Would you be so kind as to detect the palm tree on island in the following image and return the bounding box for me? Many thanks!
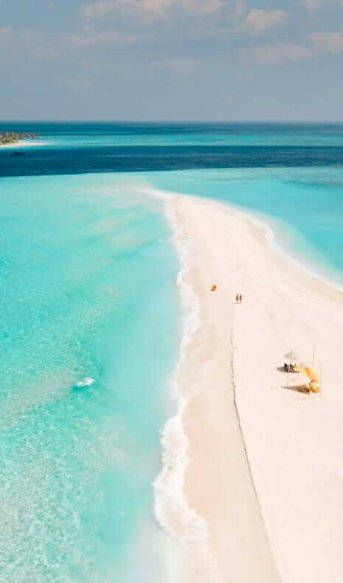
[0,130,39,146]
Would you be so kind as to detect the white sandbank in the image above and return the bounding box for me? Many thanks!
[161,193,343,583]
[0,140,48,149]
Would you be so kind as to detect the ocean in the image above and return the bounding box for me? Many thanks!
[0,123,343,581]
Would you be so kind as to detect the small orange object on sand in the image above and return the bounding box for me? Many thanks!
[211,285,217,292]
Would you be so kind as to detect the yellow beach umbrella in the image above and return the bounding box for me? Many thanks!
[302,367,319,383]
[300,366,321,393]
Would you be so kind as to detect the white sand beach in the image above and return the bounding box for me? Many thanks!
[164,193,343,583]
[0,140,47,148]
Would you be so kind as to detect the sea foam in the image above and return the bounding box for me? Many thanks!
[140,185,224,583]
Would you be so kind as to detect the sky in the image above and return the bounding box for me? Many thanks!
[0,0,343,121]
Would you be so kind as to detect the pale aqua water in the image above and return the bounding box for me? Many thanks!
[1,124,343,582]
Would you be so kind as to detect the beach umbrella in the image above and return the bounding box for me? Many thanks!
[300,366,320,393]
[284,351,297,362]
[302,367,319,383]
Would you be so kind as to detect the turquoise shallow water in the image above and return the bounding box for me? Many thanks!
[0,174,180,582]
[1,123,343,582]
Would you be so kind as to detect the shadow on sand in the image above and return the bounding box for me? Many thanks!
[276,366,301,374]
[282,384,311,394]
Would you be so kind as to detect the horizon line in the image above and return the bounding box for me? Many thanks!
[1,119,343,124]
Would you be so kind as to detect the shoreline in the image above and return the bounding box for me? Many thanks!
[156,191,343,582]
[0,140,47,149]
[233,204,343,294]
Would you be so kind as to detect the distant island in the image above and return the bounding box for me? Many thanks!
[0,131,39,146]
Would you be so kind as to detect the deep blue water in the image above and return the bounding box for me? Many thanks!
[1,122,343,176]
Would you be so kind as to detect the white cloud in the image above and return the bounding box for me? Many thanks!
[82,0,242,20]
[30,46,61,60]
[308,31,343,53]
[63,28,140,48]
[152,56,197,70]
[242,9,288,34]
[178,0,224,14]
[246,30,343,65]
[300,0,343,10]
[248,41,310,64]
[0,27,11,42]
[82,0,122,21]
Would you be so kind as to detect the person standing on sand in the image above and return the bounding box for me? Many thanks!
[239,293,243,303]
[235,293,239,303]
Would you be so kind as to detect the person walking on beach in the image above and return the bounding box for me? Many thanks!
[239,293,243,303]
[235,293,239,303]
